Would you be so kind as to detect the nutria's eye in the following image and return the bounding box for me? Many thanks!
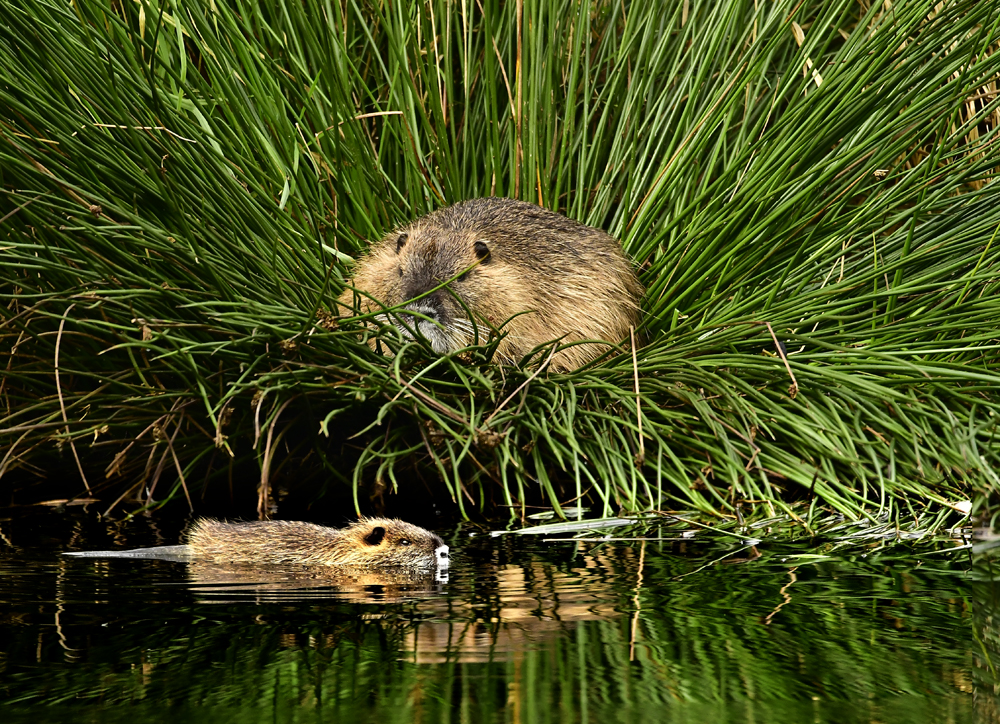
[395,234,408,253]
[364,526,387,546]
[399,538,412,546]
[473,240,491,261]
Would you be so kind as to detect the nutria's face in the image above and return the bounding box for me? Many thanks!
[345,518,450,569]
[377,226,497,354]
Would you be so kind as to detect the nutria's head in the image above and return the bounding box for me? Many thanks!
[339,198,644,371]
[334,517,449,569]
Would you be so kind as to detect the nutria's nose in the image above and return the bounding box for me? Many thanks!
[403,302,441,324]
[435,543,450,567]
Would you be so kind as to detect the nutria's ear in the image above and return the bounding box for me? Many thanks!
[473,240,491,261]
[395,234,408,253]
[364,526,387,545]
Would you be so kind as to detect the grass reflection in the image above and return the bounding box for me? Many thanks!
[0,512,986,722]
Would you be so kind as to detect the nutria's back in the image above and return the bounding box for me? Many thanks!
[187,518,448,568]
[339,198,644,371]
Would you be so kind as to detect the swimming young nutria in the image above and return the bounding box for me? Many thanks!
[64,518,450,569]
[338,198,644,372]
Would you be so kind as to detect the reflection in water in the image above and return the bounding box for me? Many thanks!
[0,509,991,723]
[186,560,449,603]
[972,529,1000,723]
[408,549,629,663]
[186,543,627,662]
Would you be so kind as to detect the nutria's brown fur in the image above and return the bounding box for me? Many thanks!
[186,518,449,568]
[338,198,644,372]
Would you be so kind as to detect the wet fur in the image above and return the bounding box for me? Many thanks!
[338,198,644,372]
[186,518,448,568]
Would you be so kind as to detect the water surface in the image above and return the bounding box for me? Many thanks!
[0,508,993,722]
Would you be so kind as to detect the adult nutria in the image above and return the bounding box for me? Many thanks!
[64,518,450,569]
[338,198,644,372]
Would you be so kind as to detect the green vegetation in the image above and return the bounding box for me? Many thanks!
[1,0,998,525]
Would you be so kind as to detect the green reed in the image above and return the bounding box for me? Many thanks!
[1,0,999,524]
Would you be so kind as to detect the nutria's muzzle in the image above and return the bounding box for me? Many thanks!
[400,301,462,354]
[435,542,450,567]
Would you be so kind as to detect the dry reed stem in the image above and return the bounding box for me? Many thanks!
[484,345,558,427]
[764,322,800,399]
[258,398,293,519]
[54,304,90,493]
[630,326,644,466]
[166,428,194,513]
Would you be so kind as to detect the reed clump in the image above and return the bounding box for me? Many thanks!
[1,0,999,527]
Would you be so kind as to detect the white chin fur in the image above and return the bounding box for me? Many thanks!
[417,320,457,353]
[382,304,473,354]
[386,318,460,353]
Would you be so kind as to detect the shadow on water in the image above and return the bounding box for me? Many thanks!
[0,508,994,723]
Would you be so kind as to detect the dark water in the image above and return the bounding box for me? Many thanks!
[0,508,995,723]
